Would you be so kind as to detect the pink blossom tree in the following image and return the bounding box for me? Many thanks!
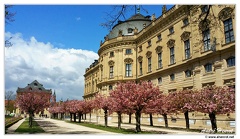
[94,94,112,127]
[119,81,161,132]
[15,92,51,127]
[109,82,135,129]
[154,94,175,128]
[143,91,163,126]
[169,89,195,129]
[194,85,235,132]
[65,100,79,122]
[82,100,94,122]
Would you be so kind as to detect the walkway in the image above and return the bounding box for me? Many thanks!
[35,118,118,134]
[5,118,118,134]
[6,117,204,135]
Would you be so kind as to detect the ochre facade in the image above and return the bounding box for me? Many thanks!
[83,5,235,130]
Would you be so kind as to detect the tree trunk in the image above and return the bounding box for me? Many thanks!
[29,112,33,128]
[162,114,168,128]
[104,109,108,127]
[70,113,72,122]
[117,112,121,129]
[129,113,132,124]
[209,112,217,132]
[89,113,91,122]
[135,110,141,132]
[74,113,76,122]
[149,114,153,126]
[78,112,82,123]
[184,111,190,129]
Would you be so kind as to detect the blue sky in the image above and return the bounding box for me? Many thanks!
[5,5,173,52]
[4,4,174,101]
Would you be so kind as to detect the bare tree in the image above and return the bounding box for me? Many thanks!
[5,5,15,24]
[5,5,15,47]
[100,5,149,30]
[5,91,16,114]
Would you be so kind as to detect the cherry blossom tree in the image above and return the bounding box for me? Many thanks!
[15,92,51,127]
[109,82,135,129]
[94,94,112,127]
[194,85,235,132]
[82,100,94,122]
[65,100,79,122]
[119,81,161,132]
[154,94,175,128]
[143,90,163,126]
[169,89,195,129]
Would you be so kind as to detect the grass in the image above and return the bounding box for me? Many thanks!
[15,118,45,134]
[5,115,23,129]
[67,121,168,134]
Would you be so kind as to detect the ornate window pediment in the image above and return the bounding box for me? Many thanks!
[167,39,175,48]
[146,51,152,58]
[218,7,234,21]
[108,60,115,66]
[138,56,143,62]
[199,19,211,31]
[155,46,163,53]
[124,58,133,64]
[180,31,191,41]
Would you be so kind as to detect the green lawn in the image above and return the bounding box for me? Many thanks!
[15,118,45,134]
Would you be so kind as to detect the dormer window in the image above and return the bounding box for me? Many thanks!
[34,83,37,86]
[128,28,133,33]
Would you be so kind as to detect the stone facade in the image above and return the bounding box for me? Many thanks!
[83,5,235,129]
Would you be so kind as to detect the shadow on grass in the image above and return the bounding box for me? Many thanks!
[15,118,45,134]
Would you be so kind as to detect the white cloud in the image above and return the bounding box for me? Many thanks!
[76,17,81,21]
[4,32,99,101]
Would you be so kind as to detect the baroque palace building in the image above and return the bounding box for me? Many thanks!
[15,80,53,117]
[83,5,235,129]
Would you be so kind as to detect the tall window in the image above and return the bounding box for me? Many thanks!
[110,51,114,57]
[183,18,189,26]
[185,70,192,78]
[158,77,162,85]
[157,34,162,41]
[201,5,208,13]
[202,29,211,51]
[148,57,152,72]
[109,85,112,90]
[184,39,190,59]
[126,49,132,54]
[170,74,175,81]
[148,40,152,47]
[139,61,143,75]
[227,56,235,67]
[158,52,162,68]
[169,27,174,34]
[205,63,212,73]
[170,47,175,64]
[109,66,114,78]
[139,46,142,52]
[224,18,234,43]
[126,64,132,77]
